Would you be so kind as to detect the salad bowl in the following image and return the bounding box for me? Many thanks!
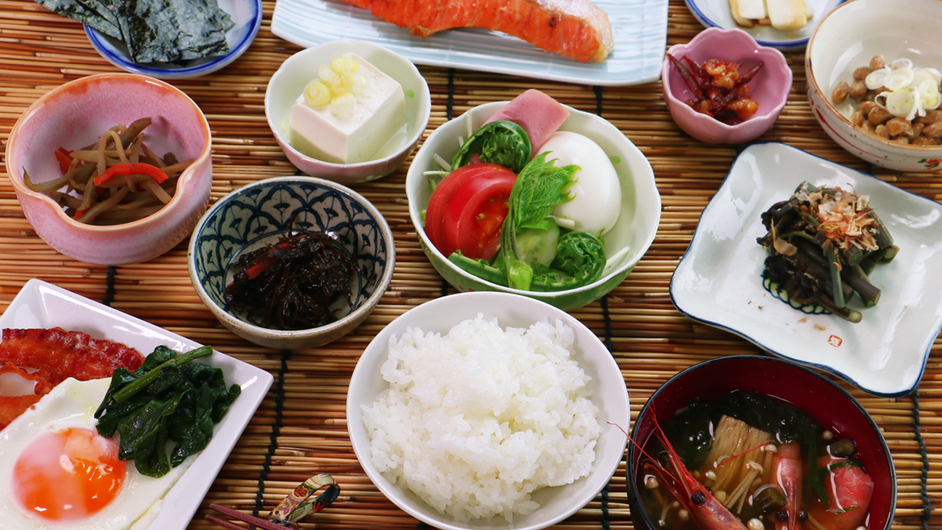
[405,101,661,311]
[670,142,942,396]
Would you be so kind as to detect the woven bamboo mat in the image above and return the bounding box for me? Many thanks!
[0,0,939,528]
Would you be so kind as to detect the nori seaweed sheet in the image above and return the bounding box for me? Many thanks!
[35,0,233,65]
[36,0,122,38]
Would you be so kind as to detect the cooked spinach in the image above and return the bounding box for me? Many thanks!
[35,0,232,65]
[95,345,241,478]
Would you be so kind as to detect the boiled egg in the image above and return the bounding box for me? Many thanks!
[0,377,194,529]
[537,131,622,236]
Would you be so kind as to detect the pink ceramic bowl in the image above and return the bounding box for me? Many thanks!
[662,27,792,144]
[5,73,213,266]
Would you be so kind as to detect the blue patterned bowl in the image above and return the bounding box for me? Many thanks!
[187,176,394,349]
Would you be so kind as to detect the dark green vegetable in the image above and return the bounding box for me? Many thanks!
[757,181,893,322]
[451,120,532,173]
[95,345,240,478]
[36,0,233,64]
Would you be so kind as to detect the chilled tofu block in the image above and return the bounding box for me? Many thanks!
[289,53,405,164]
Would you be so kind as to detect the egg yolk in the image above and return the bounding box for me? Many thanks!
[13,427,126,521]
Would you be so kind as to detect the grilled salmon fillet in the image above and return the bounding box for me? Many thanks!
[340,0,614,63]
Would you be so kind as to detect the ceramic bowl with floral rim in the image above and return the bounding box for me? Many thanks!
[265,39,431,184]
[806,0,942,172]
[662,27,792,144]
[405,101,661,311]
[670,142,942,396]
[5,73,212,266]
[187,176,394,350]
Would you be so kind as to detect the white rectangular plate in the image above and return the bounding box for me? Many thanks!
[271,0,669,86]
[670,143,942,396]
[0,279,274,529]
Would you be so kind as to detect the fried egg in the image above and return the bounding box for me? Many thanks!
[0,378,194,529]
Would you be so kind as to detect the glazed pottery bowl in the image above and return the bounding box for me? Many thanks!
[5,73,213,265]
[806,0,942,172]
[662,27,792,144]
[265,39,431,184]
[187,176,394,350]
[405,100,661,311]
[347,291,630,530]
[626,355,896,530]
[84,0,262,79]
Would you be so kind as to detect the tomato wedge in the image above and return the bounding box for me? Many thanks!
[425,163,516,260]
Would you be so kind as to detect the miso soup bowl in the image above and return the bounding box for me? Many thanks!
[626,356,895,530]
[5,73,213,265]
[187,176,394,350]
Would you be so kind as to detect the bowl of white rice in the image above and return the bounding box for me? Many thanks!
[347,291,630,530]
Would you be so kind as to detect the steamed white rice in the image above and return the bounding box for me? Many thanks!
[361,314,601,522]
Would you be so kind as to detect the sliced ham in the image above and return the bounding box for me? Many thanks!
[484,89,570,152]
[339,0,614,63]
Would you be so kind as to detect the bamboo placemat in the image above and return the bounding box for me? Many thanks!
[0,1,939,528]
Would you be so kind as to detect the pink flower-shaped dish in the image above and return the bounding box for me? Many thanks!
[5,73,213,266]
[662,27,792,144]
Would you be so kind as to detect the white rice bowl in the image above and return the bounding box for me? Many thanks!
[347,292,630,530]
[361,315,601,522]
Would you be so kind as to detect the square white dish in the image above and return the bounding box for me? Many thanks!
[271,0,668,86]
[0,278,274,528]
[670,142,942,396]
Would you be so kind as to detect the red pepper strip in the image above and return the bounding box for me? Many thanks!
[668,55,707,101]
[736,61,764,87]
[55,147,72,174]
[243,240,296,279]
[93,162,168,186]
[75,209,88,220]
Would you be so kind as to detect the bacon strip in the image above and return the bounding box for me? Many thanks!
[0,328,145,429]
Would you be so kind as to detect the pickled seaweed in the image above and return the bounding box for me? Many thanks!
[224,231,360,330]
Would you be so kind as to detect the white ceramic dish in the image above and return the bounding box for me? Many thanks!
[670,142,942,396]
[684,0,846,50]
[271,0,668,86]
[347,292,630,530]
[265,40,431,183]
[85,0,262,79]
[0,279,274,528]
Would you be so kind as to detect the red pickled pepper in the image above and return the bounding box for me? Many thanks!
[93,162,168,186]
[669,54,763,124]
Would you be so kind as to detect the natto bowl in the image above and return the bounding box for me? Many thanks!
[806,0,942,172]
[626,355,896,530]
[187,176,395,350]
[5,73,213,265]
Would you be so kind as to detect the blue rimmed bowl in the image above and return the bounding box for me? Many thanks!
[187,176,395,350]
[85,0,262,79]
[683,0,846,50]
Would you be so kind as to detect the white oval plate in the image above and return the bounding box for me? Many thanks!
[0,279,273,528]
[684,0,846,50]
[271,0,668,86]
[670,142,942,396]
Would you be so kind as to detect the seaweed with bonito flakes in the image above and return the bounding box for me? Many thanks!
[757,181,898,323]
